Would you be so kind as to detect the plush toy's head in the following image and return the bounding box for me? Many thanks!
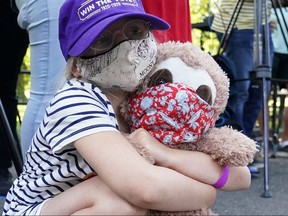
[122,41,230,144]
[141,41,230,117]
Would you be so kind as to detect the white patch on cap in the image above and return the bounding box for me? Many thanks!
[78,0,138,21]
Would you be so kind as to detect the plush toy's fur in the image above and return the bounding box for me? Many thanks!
[121,41,258,216]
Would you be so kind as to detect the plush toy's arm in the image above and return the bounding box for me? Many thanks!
[196,126,258,166]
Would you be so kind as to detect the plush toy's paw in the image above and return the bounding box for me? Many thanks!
[197,126,258,166]
[147,208,217,216]
[130,142,155,164]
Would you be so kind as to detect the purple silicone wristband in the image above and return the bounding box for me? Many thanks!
[212,165,230,188]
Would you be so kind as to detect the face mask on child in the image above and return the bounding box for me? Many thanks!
[76,35,157,92]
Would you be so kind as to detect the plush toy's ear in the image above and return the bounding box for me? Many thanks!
[196,85,212,105]
[147,69,173,87]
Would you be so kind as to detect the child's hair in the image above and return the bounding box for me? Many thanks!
[49,57,77,90]
[64,57,77,80]
[45,58,75,92]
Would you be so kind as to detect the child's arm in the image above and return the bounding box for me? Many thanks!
[127,128,251,191]
[74,130,217,211]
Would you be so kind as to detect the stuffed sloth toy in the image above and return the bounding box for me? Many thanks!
[121,41,258,216]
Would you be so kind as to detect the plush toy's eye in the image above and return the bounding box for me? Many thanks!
[157,78,167,85]
[147,69,173,87]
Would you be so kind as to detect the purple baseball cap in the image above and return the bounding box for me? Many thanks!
[59,0,170,60]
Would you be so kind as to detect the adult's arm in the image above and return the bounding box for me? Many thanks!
[74,131,216,211]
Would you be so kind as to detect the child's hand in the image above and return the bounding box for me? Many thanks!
[269,19,277,32]
[127,128,171,166]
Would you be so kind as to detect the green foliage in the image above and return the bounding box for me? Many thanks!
[22,46,31,71]
[16,47,30,105]
[189,0,212,24]
[189,0,220,55]
[192,29,220,55]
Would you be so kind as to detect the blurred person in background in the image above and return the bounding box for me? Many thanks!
[0,0,29,196]
[211,0,274,173]
[15,0,66,159]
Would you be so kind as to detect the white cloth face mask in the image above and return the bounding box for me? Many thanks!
[76,35,157,92]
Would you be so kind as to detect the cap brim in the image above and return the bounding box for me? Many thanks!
[68,13,170,58]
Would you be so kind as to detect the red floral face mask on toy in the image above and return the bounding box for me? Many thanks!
[128,82,215,145]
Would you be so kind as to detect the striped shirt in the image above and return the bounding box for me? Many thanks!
[211,0,271,33]
[3,79,118,215]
